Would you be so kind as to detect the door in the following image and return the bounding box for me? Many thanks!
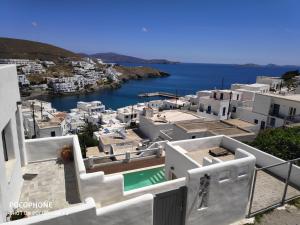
[153,186,187,225]
[270,118,276,127]
[272,104,280,116]
[260,121,266,129]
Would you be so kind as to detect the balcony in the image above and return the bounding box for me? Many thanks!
[19,136,81,216]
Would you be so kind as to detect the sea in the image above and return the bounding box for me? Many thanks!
[44,63,300,112]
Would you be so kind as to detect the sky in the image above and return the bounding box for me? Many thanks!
[1,0,300,65]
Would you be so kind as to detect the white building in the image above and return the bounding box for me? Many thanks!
[50,77,76,93]
[22,100,67,138]
[0,65,27,222]
[231,83,270,94]
[147,100,164,110]
[42,61,55,68]
[139,109,204,141]
[66,101,106,130]
[77,101,105,114]
[256,76,283,91]
[234,93,300,129]
[197,90,240,120]
[17,74,30,86]
[162,98,189,110]
[116,103,146,124]
[65,111,86,133]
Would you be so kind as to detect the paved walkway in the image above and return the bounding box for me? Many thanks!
[18,160,80,216]
[250,170,300,213]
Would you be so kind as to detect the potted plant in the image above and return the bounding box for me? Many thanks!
[60,145,73,162]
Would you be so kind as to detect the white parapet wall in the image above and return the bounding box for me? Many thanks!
[21,134,298,225]
[221,136,300,188]
[185,149,256,225]
[0,65,24,223]
[25,136,74,162]
[25,135,186,207]
[6,195,154,225]
[164,135,256,225]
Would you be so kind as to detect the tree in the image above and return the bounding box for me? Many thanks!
[281,70,299,81]
[77,122,99,158]
[250,127,300,162]
[281,70,299,91]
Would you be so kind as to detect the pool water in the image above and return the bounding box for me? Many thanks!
[123,166,166,191]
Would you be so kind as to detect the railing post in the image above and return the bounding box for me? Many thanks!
[247,169,257,217]
[156,146,163,158]
[124,151,130,163]
[281,161,293,205]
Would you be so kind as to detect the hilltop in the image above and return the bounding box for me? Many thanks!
[85,52,179,64]
[0,37,80,61]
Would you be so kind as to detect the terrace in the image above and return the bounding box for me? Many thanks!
[19,160,80,215]
[165,136,300,217]
[19,136,82,216]
[16,134,300,223]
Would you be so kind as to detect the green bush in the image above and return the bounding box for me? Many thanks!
[250,127,300,161]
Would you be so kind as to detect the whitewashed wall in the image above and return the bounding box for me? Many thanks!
[185,148,256,225]
[221,136,300,188]
[0,65,24,223]
[6,195,153,225]
[25,136,74,162]
[139,116,173,141]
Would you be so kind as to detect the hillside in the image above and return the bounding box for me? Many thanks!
[114,65,169,81]
[0,37,80,61]
[86,52,178,64]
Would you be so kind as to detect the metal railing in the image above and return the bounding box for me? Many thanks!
[84,147,163,168]
[247,157,300,217]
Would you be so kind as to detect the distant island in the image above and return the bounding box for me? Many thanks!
[237,63,300,68]
[81,52,179,64]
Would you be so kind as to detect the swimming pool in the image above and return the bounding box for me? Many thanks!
[123,166,166,191]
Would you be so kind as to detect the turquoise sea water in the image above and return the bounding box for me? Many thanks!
[45,63,299,111]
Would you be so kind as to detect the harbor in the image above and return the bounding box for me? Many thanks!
[138,91,180,98]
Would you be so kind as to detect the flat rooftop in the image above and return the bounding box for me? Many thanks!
[185,146,235,165]
[150,110,202,124]
[225,119,255,128]
[37,117,62,128]
[175,119,251,136]
[257,93,300,102]
[18,160,80,216]
[100,129,143,146]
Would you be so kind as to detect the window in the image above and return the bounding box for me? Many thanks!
[237,94,239,100]
[1,121,16,163]
[213,92,217,99]
[272,104,280,116]
[199,104,204,112]
[232,107,237,113]
[2,129,8,161]
[260,121,266,130]
[192,136,196,139]
[220,93,224,100]
[289,107,296,116]
[254,119,258,124]
[51,131,56,137]
[207,106,211,114]
[222,107,226,116]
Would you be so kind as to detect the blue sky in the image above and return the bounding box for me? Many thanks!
[1,0,300,65]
